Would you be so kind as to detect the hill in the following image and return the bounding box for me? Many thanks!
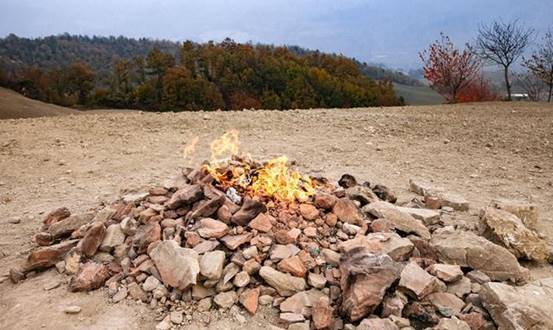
[393,83,444,105]
[0,87,76,119]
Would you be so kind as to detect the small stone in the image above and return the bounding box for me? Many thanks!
[214,291,238,309]
[249,213,273,232]
[279,256,307,277]
[8,217,21,224]
[170,311,183,324]
[314,193,337,210]
[143,276,161,292]
[308,273,327,289]
[299,204,319,220]
[259,266,306,297]
[127,282,148,302]
[231,197,267,226]
[399,262,440,299]
[280,313,305,323]
[200,250,226,280]
[312,298,333,329]
[63,305,81,314]
[197,218,229,239]
[240,287,260,314]
[112,287,128,303]
[233,271,250,287]
[427,264,463,283]
[220,233,253,250]
[69,261,109,292]
[303,227,317,238]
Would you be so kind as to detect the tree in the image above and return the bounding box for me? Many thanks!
[476,20,534,101]
[516,72,545,101]
[419,34,481,103]
[65,62,95,104]
[457,77,498,103]
[524,30,553,102]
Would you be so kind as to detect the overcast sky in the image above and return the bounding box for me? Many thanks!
[0,0,551,69]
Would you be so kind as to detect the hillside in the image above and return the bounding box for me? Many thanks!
[0,87,76,119]
[393,83,444,105]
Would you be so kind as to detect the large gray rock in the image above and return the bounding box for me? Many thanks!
[149,240,199,290]
[480,278,553,330]
[479,207,549,262]
[430,228,528,283]
[363,201,431,239]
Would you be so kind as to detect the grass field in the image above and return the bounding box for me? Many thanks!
[393,82,444,105]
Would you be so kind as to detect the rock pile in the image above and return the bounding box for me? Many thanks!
[8,163,553,330]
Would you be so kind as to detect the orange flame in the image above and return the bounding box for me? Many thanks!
[203,130,316,203]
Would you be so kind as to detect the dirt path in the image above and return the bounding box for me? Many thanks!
[1,102,553,329]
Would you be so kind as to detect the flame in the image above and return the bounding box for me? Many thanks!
[183,136,199,165]
[203,130,316,203]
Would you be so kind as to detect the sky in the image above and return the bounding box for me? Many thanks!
[0,0,551,69]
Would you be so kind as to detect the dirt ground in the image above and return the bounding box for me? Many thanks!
[1,101,553,329]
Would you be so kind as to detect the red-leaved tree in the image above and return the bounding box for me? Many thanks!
[420,34,481,103]
[457,77,499,103]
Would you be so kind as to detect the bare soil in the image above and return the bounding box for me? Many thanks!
[1,99,553,329]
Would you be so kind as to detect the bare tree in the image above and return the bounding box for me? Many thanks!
[516,72,545,101]
[524,30,553,102]
[476,19,534,100]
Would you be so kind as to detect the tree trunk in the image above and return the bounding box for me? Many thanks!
[504,66,512,101]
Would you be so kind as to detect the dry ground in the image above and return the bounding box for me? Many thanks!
[1,98,553,329]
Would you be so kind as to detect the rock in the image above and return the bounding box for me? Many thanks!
[480,278,553,330]
[288,322,310,330]
[363,201,430,239]
[197,297,213,311]
[189,196,225,219]
[340,249,401,321]
[220,233,253,250]
[345,186,379,205]
[479,207,549,262]
[63,305,82,314]
[280,289,327,316]
[231,197,267,226]
[425,292,465,315]
[489,198,538,229]
[142,275,161,291]
[381,293,406,317]
[34,232,54,246]
[249,213,273,232]
[332,198,364,225]
[321,249,341,266]
[166,184,203,209]
[259,295,274,305]
[409,179,469,211]
[341,223,360,235]
[127,282,148,302]
[192,284,216,299]
[312,298,333,329]
[8,217,21,224]
[233,271,250,287]
[242,245,258,259]
[149,240,199,290]
[339,232,414,262]
[214,291,238,309]
[193,240,220,254]
[170,311,183,325]
[308,273,327,289]
[47,212,95,239]
[259,266,306,297]
[458,312,486,330]
[434,318,471,330]
[314,193,337,210]
[120,217,138,236]
[112,287,128,303]
[466,270,490,284]
[64,249,81,274]
[240,287,260,314]
[398,262,440,300]
[430,228,529,283]
[155,319,172,330]
[396,206,441,225]
[338,174,357,188]
[243,259,261,274]
[100,224,125,252]
[372,184,397,203]
[79,222,106,257]
[43,207,71,228]
[280,313,305,323]
[299,204,319,220]
[279,256,307,277]
[357,318,399,330]
[23,239,79,272]
[200,251,225,280]
[197,218,229,239]
[69,262,110,292]
[133,222,161,253]
[427,264,463,283]
[447,277,471,298]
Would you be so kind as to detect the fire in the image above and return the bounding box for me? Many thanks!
[203,130,316,203]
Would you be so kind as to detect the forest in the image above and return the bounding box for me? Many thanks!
[0,34,403,111]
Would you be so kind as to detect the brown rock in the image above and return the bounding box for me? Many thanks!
[489,198,538,229]
[214,291,237,309]
[345,185,379,206]
[240,287,260,315]
[357,318,399,330]
[199,250,225,280]
[197,218,229,239]
[69,261,110,292]
[259,266,306,297]
[398,262,440,299]
[43,207,71,228]
[434,318,471,330]
[248,213,273,232]
[149,240,200,290]
[370,218,394,232]
[430,227,529,283]
[216,204,232,223]
[166,184,204,209]
[427,264,463,283]
[127,282,148,302]
[279,256,307,277]
[340,248,401,321]
[425,292,465,315]
[338,174,357,188]
[189,196,225,220]
[34,232,54,246]
[479,207,549,262]
[363,201,430,239]
[47,212,95,239]
[312,298,333,329]
[459,312,486,330]
[220,232,253,250]
[299,204,319,220]
[192,240,220,254]
[79,222,106,257]
[314,193,337,210]
[133,222,161,253]
[99,224,125,252]
[332,198,364,225]
[231,197,267,226]
[280,289,327,316]
[372,184,397,203]
[26,239,79,270]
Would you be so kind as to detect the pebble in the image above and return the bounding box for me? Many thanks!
[44,280,61,290]
[8,217,21,224]
[63,306,82,314]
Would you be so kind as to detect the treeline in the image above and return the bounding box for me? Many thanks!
[0,37,402,110]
